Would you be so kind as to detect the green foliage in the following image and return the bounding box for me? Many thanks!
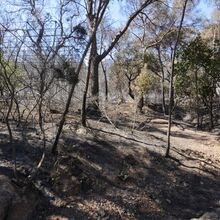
[111,44,160,97]
[0,54,23,89]
[113,43,143,80]
[176,35,212,69]
[133,63,160,94]
[143,53,161,73]
[174,70,191,96]
[174,34,220,107]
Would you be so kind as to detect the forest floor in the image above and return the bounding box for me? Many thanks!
[0,102,220,220]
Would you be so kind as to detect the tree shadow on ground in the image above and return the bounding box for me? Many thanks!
[29,131,220,220]
[1,123,220,219]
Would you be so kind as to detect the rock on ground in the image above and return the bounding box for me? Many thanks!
[0,175,38,220]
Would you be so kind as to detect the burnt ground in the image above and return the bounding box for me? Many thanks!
[0,103,220,220]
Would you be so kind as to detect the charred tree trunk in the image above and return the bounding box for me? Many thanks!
[52,24,96,154]
[195,70,200,129]
[157,45,166,115]
[90,56,100,109]
[14,98,21,127]
[52,79,79,154]
[137,93,144,113]
[86,0,156,110]
[86,0,101,111]
[84,40,102,116]
[82,56,92,127]
[5,93,14,144]
[101,61,108,102]
[209,89,214,130]
[166,0,188,158]
[161,74,166,114]
[5,90,17,179]
[128,80,135,100]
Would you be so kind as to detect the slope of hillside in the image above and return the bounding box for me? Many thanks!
[0,103,220,219]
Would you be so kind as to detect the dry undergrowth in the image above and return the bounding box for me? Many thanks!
[0,103,220,219]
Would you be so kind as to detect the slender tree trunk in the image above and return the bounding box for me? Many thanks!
[118,75,125,103]
[137,93,144,113]
[6,91,17,179]
[195,70,200,129]
[162,76,166,114]
[82,56,92,127]
[209,88,214,130]
[6,94,14,144]
[166,0,188,158]
[101,61,108,102]
[0,86,3,97]
[157,45,166,114]
[38,99,44,132]
[209,25,216,130]
[128,80,135,100]
[90,57,100,109]
[14,98,21,127]
[52,80,78,154]
[34,68,47,175]
[52,26,96,154]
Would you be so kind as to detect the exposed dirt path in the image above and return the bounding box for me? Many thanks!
[149,117,220,159]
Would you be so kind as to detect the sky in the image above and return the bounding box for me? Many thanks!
[108,0,216,29]
[1,1,216,22]
[0,0,217,31]
[197,0,215,19]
